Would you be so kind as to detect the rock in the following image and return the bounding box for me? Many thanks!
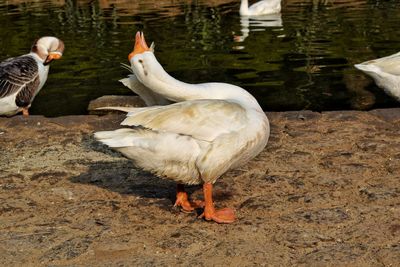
[1,109,400,266]
[87,95,145,115]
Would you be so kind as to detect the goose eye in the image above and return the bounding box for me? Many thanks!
[138,59,147,76]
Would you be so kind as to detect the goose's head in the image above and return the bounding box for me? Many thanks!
[31,36,64,65]
[128,32,158,83]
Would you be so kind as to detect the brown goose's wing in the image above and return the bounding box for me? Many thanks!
[0,55,40,107]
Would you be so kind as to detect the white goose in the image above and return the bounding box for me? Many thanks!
[240,0,281,16]
[95,32,270,223]
[355,52,400,101]
[0,36,64,116]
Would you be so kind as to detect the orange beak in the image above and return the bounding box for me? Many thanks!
[47,51,63,60]
[128,31,151,61]
[44,51,63,64]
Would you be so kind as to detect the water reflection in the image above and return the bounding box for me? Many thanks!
[0,0,400,116]
[233,13,283,45]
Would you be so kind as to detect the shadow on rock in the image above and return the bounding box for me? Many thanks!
[70,160,181,204]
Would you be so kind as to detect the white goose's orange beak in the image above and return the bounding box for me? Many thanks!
[128,31,151,61]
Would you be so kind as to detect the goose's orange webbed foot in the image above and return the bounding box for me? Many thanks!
[174,192,205,212]
[174,184,204,212]
[200,207,236,224]
[200,182,236,224]
[22,108,29,116]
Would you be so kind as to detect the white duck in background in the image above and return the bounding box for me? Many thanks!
[355,52,400,101]
[0,36,64,116]
[95,32,270,224]
[240,0,281,16]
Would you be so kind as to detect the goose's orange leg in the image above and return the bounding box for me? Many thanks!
[22,108,29,116]
[174,184,204,212]
[200,183,235,223]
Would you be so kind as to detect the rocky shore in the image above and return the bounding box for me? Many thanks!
[0,108,399,266]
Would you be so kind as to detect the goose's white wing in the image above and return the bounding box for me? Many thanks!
[121,99,248,142]
[95,99,259,183]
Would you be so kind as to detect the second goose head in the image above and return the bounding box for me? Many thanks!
[31,36,64,65]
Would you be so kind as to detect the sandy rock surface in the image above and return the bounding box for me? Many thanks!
[0,110,399,266]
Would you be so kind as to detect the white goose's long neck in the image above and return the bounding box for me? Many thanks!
[29,52,45,64]
[147,65,203,102]
[136,52,263,110]
[240,0,249,15]
[136,53,210,102]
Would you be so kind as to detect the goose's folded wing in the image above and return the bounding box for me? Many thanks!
[0,56,40,104]
[121,99,248,142]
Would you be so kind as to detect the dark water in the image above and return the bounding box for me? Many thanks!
[1,0,400,116]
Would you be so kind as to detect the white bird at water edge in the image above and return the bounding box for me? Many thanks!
[95,32,270,224]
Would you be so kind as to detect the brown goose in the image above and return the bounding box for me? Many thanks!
[0,36,64,116]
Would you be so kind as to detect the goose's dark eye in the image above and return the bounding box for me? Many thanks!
[138,59,147,76]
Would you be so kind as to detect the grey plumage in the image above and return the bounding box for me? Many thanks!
[0,55,40,107]
[0,36,64,116]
